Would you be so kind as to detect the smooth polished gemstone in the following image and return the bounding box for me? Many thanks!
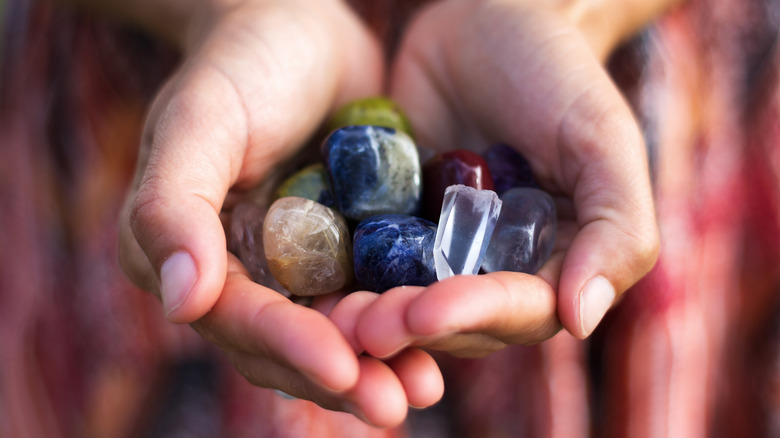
[274,163,333,206]
[422,149,495,221]
[353,215,437,293]
[229,202,291,297]
[482,143,539,195]
[482,188,556,274]
[263,197,353,296]
[229,202,290,297]
[323,125,422,221]
[327,96,414,138]
[433,185,502,280]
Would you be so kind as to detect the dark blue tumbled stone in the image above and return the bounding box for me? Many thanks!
[482,143,539,195]
[353,215,437,293]
[323,126,422,221]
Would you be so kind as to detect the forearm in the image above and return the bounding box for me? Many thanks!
[556,0,686,60]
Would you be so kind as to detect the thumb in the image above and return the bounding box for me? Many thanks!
[126,71,247,323]
[554,85,660,339]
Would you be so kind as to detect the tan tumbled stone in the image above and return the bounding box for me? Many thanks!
[263,197,353,296]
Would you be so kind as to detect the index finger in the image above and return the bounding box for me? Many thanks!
[191,256,360,392]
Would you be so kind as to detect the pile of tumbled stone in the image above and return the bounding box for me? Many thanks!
[229,97,556,297]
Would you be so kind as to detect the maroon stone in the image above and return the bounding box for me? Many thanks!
[422,150,495,221]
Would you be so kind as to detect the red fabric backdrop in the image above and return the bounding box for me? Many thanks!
[2,0,780,436]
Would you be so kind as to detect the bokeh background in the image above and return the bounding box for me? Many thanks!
[3,0,780,436]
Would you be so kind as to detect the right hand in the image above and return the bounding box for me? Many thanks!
[117,0,442,426]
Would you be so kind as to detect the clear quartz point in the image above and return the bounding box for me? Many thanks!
[433,184,502,280]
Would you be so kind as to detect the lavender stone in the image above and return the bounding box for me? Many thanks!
[323,126,422,221]
[482,143,539,195]
[229,202,290,297]
[433,185,502,280]
[482,188,556,274]
[353,215,437,293]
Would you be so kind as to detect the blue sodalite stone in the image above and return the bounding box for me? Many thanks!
[482,143,539,195]
[323,126,422,221]
[481,188,556,274]
[353,215,437,293]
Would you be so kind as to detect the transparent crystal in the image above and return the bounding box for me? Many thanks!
[433,185,502,280]
[481,188,556,274]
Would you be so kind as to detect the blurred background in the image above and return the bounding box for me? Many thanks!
[2,0,780,437]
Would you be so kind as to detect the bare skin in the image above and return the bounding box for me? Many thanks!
[62,0,680,427]
[334,0,672,362]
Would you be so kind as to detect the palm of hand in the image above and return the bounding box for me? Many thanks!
[332,0,658,361]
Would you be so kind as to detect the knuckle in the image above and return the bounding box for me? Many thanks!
[629,218,661,274]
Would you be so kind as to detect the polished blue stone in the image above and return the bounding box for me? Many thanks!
[481,188,556,274]
[322,126,422,221]
[353,215,437,293]
[482,143,539,195]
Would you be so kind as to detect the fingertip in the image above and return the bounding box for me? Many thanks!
[160,246,226,324]
[346,357,409,428]
[565,275,616,339]
[387,349,444,409]
[278,307,360,393]
[328,291,380,354]
[160,251,198,320]
[355,287,423,359]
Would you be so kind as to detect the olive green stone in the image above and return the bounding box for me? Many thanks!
[274,163,331,204]
[327,97,414,138]
[263,197,353,296]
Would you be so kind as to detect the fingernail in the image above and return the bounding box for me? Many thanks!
[579,276,615,337]
[160,251,197,317]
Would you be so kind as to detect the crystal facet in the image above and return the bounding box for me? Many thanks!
[353,215,438,293]
[482,188,556,274]
[422,150,495,221]
[323,125,422,221]
[433,185,502,280]
[263,197,353,296]
[327,96,414,138]
[482,143,539,195]
[229,202,291,296]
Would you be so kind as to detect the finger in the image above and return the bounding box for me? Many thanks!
[343,356,409,428]
[192,257,359,392]
[384,348,444,409]
[128,66,249,323]
[354,286,430,359]
[549,71,658,338]
[227,350,347,409]
[405,273,561,345]
[328,291,381,353]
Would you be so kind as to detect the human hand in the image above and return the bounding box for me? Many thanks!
[337,0,660,359]
[117,0,441,426]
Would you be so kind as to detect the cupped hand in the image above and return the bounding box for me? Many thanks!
[118,0,441,426]
[345,0,660,359]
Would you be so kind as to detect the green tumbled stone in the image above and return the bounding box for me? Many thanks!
[327,96,414,138]
[263,197,353,296]
[274,163,332,205]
